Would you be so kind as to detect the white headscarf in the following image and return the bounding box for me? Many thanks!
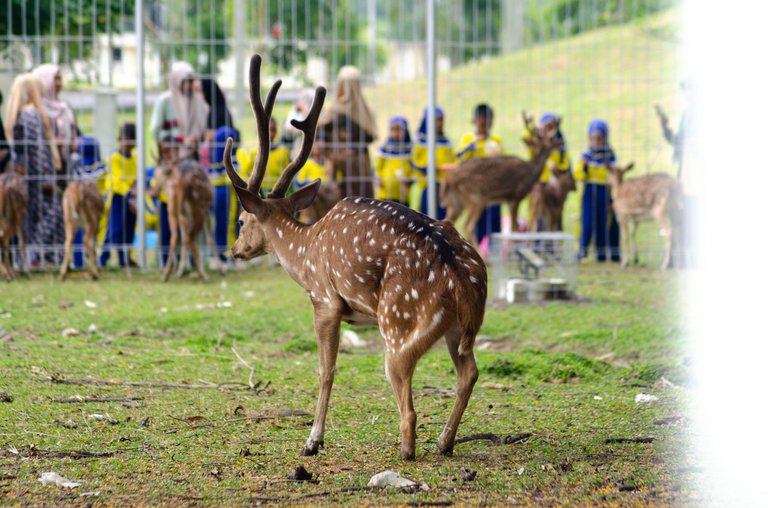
[33,63,77,149]
[169,61,209,141]
[319,65,377,140]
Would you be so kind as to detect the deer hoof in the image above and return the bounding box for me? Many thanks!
[300,439,323,456]
[400,448,416,461]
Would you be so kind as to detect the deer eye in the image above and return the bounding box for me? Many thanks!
[238,219,244,228]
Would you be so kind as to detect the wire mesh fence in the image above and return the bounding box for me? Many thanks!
[0,0,683,274]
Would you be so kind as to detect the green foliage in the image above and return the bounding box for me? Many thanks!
[283,337,318,353]
[525,0,678,42]
[0,0,135,68]
[485,349,614,383]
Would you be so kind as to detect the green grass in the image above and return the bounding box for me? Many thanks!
[0,262,700,506]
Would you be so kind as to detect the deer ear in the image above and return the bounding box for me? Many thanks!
[624,162,635,172]
[288,179,321,211]
[233,185,264,216]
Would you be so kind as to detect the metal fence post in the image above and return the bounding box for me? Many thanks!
[135,0,147,269]
[426,0,437,219]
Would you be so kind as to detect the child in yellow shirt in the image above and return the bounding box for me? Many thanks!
[100,123,137,267]
[410,106,456,217]
[374,116,413,205]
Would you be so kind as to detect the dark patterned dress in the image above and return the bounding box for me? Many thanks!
[13,106,64,265]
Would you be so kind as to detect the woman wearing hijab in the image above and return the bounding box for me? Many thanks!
[200,77,235,134]
[410,106,456,218]
[316,65,377,199]
[0,89,11,173]
[150,61,209,159]
[374,116,413,205]
[208,126,239,265]
[33,64,78,180]
[575,119,621,262]
[4,73,64,266]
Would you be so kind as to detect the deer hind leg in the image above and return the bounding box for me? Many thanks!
[188,228,209,283]
[302,307,342,457]
[656,212,673,270]
[177,215,191,278]
[386,349,418,460]
[85,222,99,280]
[437,325,479,456]
[59,212,75,281]
[163,212,179,283]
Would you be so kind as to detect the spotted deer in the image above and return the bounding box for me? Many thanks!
[606,163,682,269]
[0,164,29,281]
[441,114,563,247]
[151,150,216,282]
[59,180,105,280]
[225,55,487,460]
[528,168,576,232]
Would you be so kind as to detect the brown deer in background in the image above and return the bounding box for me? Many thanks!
[59,180,104,280]
[528,168,576,232]
[151,148,215,282]
[606,163,682,269]
[441,113,563,247]
[224,55,487,460]
[0,164,29,281]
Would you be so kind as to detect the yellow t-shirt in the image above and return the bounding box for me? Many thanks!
[456,133,504,162]
[574,158,610,184]
[523,128,571,182]
[410,142,456,184]
[296,158,328,186]
[247,145,291,192]
[109,150,137,196]
[375,154,413,202]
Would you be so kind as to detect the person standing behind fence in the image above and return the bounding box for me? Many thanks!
[374,116,413,206]
[456,104,503,248]
[208,126,239,267]
[410,106,456,218]
[199,77,236,168]
[0,90,11,174]
[4,73,63,266]
[150,61,209,160]
[575,119,621,262]
[33,64,79,186]
[317,65,377,199]
[100,123,137,268]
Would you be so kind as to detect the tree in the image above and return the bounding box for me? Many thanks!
[0,0,135,70]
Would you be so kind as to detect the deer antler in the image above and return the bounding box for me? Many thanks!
[522,110,536,133]
[267,86,327,199]
[247,54,282,194]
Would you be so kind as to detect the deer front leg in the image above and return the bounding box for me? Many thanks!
[619,218,630,268]
[437,326,479,456]
[657,213,673,270]
[17,230,29,277]
[302,306,342,456]
[1,238,12,281]
[510,200,520,232]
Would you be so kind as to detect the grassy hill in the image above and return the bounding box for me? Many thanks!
[362,7,683,258]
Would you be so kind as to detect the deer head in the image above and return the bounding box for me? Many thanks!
[224,55,326,260]
[606,162,635,187]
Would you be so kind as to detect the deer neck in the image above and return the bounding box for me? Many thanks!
[264,212,318,288]
[527,147,556,185]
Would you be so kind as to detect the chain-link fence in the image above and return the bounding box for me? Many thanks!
[1,0,682,274]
